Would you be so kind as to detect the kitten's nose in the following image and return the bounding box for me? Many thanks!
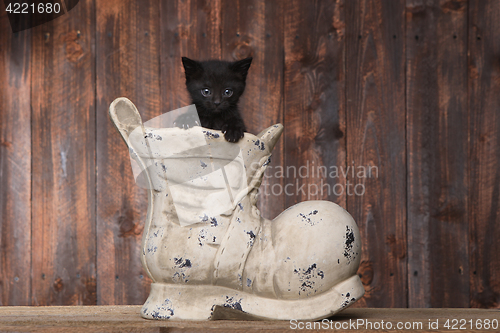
[214,101,221,107]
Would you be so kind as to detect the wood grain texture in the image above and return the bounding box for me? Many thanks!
[346,0,407,307]
[468,0,500,309]
[406,0,469,308]
[160,0,222,113]
[0,5,31,306]
[0,306,498,332]
[30,0,96,305]
[96,0,160,305]
[221,0,285,219]
[283,0,347,210]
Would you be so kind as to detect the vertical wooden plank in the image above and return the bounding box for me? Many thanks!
[283,0,347,210]
[31,0,96,305]
[0,5,31,306]
[160,0,222,114]
[406,0,469,308]
[220,0,285,219]
[469,0,500,309]
[346,0,407,307]
[96,0,160,304]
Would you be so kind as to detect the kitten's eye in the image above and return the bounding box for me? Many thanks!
[201,88,211,97]
[223,88,233,97]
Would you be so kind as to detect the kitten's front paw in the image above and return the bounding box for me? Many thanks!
[173,113,200,129]
[222,124,245,143]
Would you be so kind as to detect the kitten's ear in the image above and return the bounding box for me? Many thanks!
[182,57,202,79]
[230,57,253,79]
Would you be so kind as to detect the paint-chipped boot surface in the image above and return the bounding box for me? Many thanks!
[109,97,364,321]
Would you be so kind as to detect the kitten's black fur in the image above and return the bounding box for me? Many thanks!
[181,57,252,142]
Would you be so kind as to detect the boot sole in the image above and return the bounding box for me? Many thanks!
[141,274,364,321]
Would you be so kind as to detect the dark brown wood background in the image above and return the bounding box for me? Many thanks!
[1,0,499,308]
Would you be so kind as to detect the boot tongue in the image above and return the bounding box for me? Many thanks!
[256,124,284,152]
[238,124,283,190]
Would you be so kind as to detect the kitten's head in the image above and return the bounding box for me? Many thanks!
[181,57,252,115]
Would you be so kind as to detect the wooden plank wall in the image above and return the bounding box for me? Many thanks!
[284,0,346,211]
[96,0,161,305]
[468,0,500,309]
[0,5,31,306]
[0,0,499,309]
[30,0,96,306]
[406,0,469,307]
[346,0,407,308]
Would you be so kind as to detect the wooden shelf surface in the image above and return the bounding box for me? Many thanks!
[0,306,498,332]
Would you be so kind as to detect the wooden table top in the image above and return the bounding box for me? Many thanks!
[0,306,498,332]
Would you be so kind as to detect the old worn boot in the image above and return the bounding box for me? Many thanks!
[109,97,364,321]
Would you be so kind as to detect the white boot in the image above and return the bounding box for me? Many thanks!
[109,97,364,321]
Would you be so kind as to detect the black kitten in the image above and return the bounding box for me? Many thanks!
[181,57,252,143]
